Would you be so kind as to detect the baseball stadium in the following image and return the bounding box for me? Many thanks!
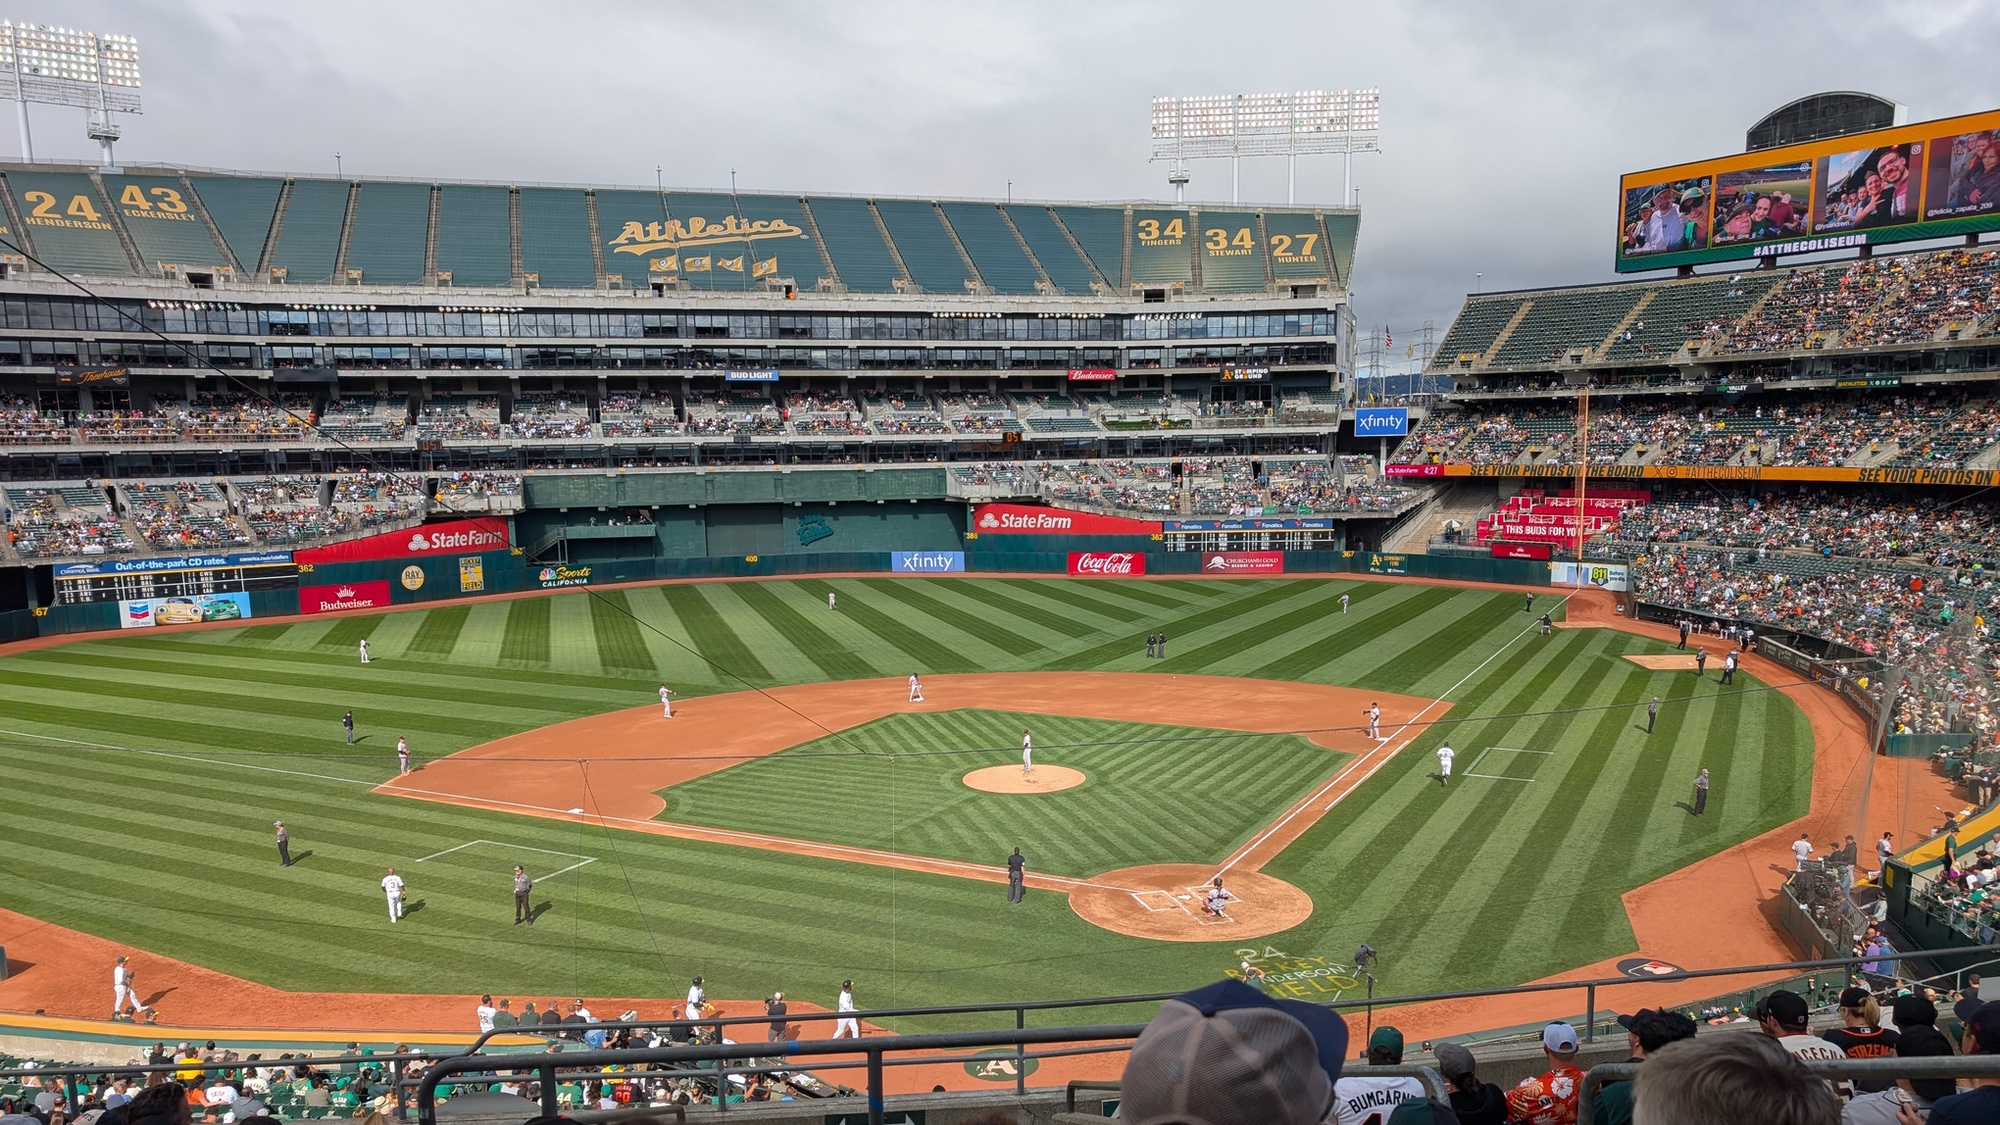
[0,23,1998,1121]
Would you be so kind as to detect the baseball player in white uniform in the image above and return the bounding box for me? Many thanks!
[833,980,860,1038]
[908,674,923,702]
[685,976,706,1018]
[1339,593,1350,613]
[113,956,137,1018]
[828,591,837,611]
[359,638,370,664]
[1365,703,1383,741]
[397,737,410,775]
[1436,742,1454,787]
[382,867,406,922]
[1021,729,1034,779]
[659,684,675,717]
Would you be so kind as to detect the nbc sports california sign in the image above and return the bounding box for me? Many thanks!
[295,518,510,564]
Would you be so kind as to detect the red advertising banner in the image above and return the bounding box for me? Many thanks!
[298,579,393,615]
[1202,551,1285,573]
[1384,463,1443,478]
[295,518,510,563]
[1066,368,1118,381]
[973,504,1162,536]
[1068,551,1147,577]
[1492,542,1553,560]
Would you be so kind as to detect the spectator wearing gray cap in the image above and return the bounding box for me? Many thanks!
[1432,1041,1506,1125]
[1117,978,1347,1125]
[1594,1008,1699,1125]
[1633,1033,1839,1124]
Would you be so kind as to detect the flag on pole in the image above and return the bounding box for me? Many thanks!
[1385,326,1393,348]
[684,256,711,272]
[718,256,744,272]
[752,257,777,278]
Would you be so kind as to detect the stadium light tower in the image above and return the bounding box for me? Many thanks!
[0,21,142,168]
[1150,89,1379,206]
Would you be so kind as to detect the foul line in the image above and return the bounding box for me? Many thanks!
[0,728,381,788]
[415,839,598,880]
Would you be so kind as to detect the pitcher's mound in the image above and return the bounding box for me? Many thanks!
[1071,864,1313,941]
[963,765,1086,793]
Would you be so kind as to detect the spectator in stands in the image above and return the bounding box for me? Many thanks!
[1843,994,1956,1124]
[1633,1033,1839,1124]
[1332,1026,1425,1122]
[119,1082,190,1125]
[1431,1041,1506,1125]
[1117,978,1345,1125]
[1758,989,1850,1069]
[1505,1022,1585,1125]
[1822,987,1899,1093]
[1594,1008,1699,1125]
[1929,1000,2000,1121]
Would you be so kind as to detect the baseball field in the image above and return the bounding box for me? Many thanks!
[0,575,1814,1028]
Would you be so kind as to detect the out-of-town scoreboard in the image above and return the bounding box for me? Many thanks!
[51,551,297,605]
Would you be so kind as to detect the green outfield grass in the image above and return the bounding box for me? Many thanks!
[0,577,1813,1023]
[665,710,1347,876]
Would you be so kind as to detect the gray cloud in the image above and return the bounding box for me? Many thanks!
[27,0,2000,367]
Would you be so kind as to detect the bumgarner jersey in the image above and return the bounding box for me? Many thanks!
[1330,1074,1424,1125]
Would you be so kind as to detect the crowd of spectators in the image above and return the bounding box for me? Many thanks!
[685,392,784,436]
[509,394,593,440]
[123,481,251,552]
[1603,487,2000,569]
[600,392,683,437]
[1723,259,1908,353]
[3,485,135,558]
[0,395,68,444]
[433,472,521,501]
[414,397,503,441]
[176,393,312,443]
[1843,248,1998,346]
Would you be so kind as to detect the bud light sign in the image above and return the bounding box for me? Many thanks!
[1354,407,1409,437]
[1068,552,1146,577]
[892,550,965,573]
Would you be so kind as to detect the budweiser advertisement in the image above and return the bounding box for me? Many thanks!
[299,579,393,615]
[1068,552,1146,577]
[973,503,1162,536]
[296,518,510,564]
[1201,551,1285,573]
[1384,463,1443,478]
[1491,542,1553,560]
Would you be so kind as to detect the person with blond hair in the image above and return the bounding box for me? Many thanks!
[1820,987,1898,1094]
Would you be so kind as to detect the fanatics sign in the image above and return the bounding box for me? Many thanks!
[1068,552,1146,576]
[973,503,1162,536]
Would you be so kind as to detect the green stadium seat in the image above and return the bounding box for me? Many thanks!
[659,192,760,292]
[1434,295,1530,366]
[728,192,822,287]
[1488,287,1643,367]
[343,181,431,285]
[6,170,134,276]
[1195,211,1264,294]
[434,185,513,288]
[100,174,231,276]
[939,203,1040,295]
[1263,212,1333,284]
[267,178,351,284]
[805,196,901,292]
[1127,208,1193,287]
[594,189,675,285]
[1005,205,1099,294]
[1050,206,1125,288]
[185,175,285,272]
[871,198,972,294]
[516,188,595,288]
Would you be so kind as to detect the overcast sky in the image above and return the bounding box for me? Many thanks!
[32,0,2000,368]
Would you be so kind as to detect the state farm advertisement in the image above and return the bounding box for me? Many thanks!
[1202,551,1285,573]
[295,518,510,564]
[299,580,393,615]
[1384,463,1444,478]
[1068,552,1146,576]
[973,503,1161,536]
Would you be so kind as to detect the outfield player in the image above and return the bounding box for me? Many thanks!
[382,867,406,922]
[1339,592,1350,613]
[1021,729,1034,779]
[359,637,370,664]
[1525,592,1534,613]
[908,674,923,702]
[1156,629,1167,658]
[659,684,674,717]
[1436,742,1454,787]
[1365,703,1383,741]
[828,590,837,611]
[274,821,292,866]
[833,980,860,1038]
[397,737,410,775]
[113,956,138,1019]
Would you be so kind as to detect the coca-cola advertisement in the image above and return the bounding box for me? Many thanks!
[974,504,1162,536]
[1201,551,1285,573]
[1068,552,1147,577]
[1384,463,1443,478]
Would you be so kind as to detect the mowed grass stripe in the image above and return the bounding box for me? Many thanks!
[1249,585,1459,681]
[731,582,879,680]
[1365,593,1524,690]
[92,632,650,692]
[654,585,774,685]
[1051,579,1316,670]
[589,590,659,673]
[943,581,1105,641]
[997,578,1148,625]
[1168,583,1362,671]
[859,579,1048,656]
[792,579,981,673]
[316,614,383,651]
[406,604,470,656]
[499,597,551,664]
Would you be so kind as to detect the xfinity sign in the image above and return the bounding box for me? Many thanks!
[892,551,965,573]
[1354,407,1409,437]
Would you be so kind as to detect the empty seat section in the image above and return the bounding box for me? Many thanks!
[1052,206,1126,287]
[661,192,756,291]
[516,188,595,288]
[6,171,133,276]
[267,178,351,283]
[434,185,513,287]
[1196,211,1264,293]
[1321,213,1359,286]
[806,196,901,292]
[1436,296,1530,362]
[343,181,431,284]
[1263,212,1330,282]
[872,198,972,294]
[1489,288,1644,367]
[100,174,229,274]
[1006,205,1099,294]
[185,175,284,271]
[1601,275,1781,361]
[940,203,1040,295]
[1128,209,1193,287]
[595,189,675,284]
[731,193,822,286]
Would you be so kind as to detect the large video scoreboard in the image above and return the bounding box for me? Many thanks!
[52,551,298,606]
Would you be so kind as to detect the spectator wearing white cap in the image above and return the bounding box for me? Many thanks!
[1117,978,1347,1125]
[1505,1022,1585,1125]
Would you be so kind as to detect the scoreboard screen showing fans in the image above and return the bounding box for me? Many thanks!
[1616,107,2000,272]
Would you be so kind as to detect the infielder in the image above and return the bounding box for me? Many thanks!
[1436,742,1454,787]
[359,637,370,664]
[382,867,406,922]
[1365,703,1383,741]
[113,956,138,1019]
[513,865,533,925]
[1021,729,1034,779]
[908,674,923,702]
[659,684,675,717]
[397,737,410,776]
[1339,593,1350,613]
[833,980,860,1038]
